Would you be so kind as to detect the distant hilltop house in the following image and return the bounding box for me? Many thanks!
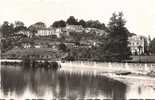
[66,24,84,33]
[36,28,63,38]
[36,24,85,37]
[84,27,108,36]
[128,34,148,55]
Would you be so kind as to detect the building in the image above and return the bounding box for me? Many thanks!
[84,28,108,36]
[66,24,84,32]
[36,28,53,36]
[128,35,146,55]
[36,28,61,38]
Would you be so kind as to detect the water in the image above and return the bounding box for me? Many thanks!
[1,62,155,99]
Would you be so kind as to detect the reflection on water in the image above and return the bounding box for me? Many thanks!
[1,65,127,99]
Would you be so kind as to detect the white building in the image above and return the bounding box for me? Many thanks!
[36,28,62,38]
[128,35,145,55]
[66,24,84,32]
[84,27,108,36]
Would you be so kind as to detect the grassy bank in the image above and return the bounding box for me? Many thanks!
[126,55,155,63]
[1,47,66,60]
[1,47,155,63]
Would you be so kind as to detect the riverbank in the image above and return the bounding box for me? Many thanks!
[2,47,155,63]
[1,59,155,84]
[60,61,155,86]
[125,55,155,63]
[100,72,155,86]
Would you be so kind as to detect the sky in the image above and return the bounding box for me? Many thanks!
[1,0,155,38]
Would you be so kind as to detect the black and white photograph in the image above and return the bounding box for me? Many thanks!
[0,0,155,99]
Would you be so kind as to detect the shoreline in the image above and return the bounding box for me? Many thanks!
[1,58,155,63]
[1,59,155,84]
[60,63,155,87]
[60,62,155,79]
[100,72,155,85]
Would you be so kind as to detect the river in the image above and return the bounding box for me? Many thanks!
[1,62,155,99]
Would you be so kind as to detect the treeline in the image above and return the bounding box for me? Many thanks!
[1,12,154,62]
[0,16,108,54]
[0,16,108,38]
[52,16,108,30]
[150,38,155,54]
[65,12,131,62]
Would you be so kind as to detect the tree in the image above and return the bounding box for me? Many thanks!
[99,12,131,61]
[150,38,155,54]
[138,45,143,55]
[33,22,46,29]
[143,36,150,55]
[0,21,15,52]
[66,16,78,25]
[28,25,37,37]
[15,21,24,27]
[58,43,68,52]
[14,26,27,32]
[28,22,46,37]
[14,21,27,32]
[78,19,86,27]
[52,20,66,28]
[85,20,106,30]
[69,32,83,43]
[1,21,14,38]
[147,35,152,54]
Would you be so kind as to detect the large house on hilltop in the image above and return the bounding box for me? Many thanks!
[66,24,84,32]
[128,34,147,55]
[84,27,108,36]
[36,28,64,38]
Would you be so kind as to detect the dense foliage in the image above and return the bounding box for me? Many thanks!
[0,13,142,62]
[96,12,131,61]
[66,16,79,25]
[52,20,66,28]
[150,38,155,54]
